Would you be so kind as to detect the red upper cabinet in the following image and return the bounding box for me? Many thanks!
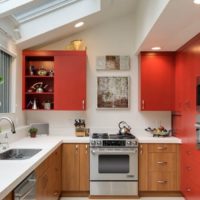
[54,52,86,110]
[22,50,86,111]
[140,52,175,111]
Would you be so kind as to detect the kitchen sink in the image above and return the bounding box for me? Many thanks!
[0,148,42,160]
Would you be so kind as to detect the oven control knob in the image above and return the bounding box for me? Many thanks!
[91,140,96,145]
[127,141,132,145]
[97,141,102,146]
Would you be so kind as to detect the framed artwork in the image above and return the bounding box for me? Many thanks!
[96,55,130,70]
[97,76,129,109]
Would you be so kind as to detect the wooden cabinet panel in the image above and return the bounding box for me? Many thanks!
[36,145,61,200]
[148,172,178,191]
[140,52,175,111]
[148,143,176,153]
[148,153,176,172]
[3,193,12,200]
[62,144,79,191]
[62,143,89,193]
[139,144,148,191]
[79,144,89,191]
[54,53,86,110]
[139,143,180,192]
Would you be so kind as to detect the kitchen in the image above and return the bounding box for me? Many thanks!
[0,0,200,199]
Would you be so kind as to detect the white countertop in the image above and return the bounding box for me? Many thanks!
[135,130,181,143]
[0,135,89,199]
[0,133,180,199]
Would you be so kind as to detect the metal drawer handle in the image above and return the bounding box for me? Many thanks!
[156,180,168,184]
[82,99,85,110]
[157,146,167,150]
[156,161,168,165]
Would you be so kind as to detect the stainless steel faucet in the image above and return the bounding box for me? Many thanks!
[0,117,16,134]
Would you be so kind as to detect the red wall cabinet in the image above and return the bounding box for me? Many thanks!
[22,50,86,111]
[54,53,86,110]
[140,52,175,111]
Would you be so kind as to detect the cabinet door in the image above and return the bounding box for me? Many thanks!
[79,144,89,191]
[36,170,50,200]
[139,144,148,191]
[3,193,13,200]
[140,52,175,111]
[49,146,61,200]
[54,53,86,110]
[62,144,80,191]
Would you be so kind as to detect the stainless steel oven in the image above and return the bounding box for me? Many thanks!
[90,147,138,180]
[90,133,138,196]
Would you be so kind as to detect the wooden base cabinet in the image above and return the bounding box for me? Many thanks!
[139,144,180,192]
[36,146,61,200]
[3,193,12,200]
[62,143,89,195]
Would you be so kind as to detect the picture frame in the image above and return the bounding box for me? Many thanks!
[97,76,129,109]
[96,55,130,70]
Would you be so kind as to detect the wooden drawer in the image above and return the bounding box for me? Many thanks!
[148,152,177,172]
[148,144,177,153]
[148,171,178,191]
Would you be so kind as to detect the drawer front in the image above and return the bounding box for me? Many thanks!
[149,153,177,172]
[148,144,177,153]
[148,172,178,191]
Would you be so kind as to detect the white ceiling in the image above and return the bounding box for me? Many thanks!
[139,0,200,52]
[1,0,200,51]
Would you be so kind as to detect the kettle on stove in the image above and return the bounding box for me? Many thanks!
[118,121,131,134]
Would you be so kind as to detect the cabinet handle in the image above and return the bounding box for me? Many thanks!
[85,144,88,154]
[142,100,145,110]
[157,146,167,150]
[82,99,85,110]
[186,166,192,171]
[186,151,191,155]
[186,188,191,192]
[75,145,79,153]
[140,150,143,155]
[156,161,168,165]
[156,180,168,184]
[54,192,59,196]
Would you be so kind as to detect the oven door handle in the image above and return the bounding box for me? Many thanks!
[91,150,137,155]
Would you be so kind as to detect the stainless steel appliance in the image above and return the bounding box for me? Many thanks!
[90,132,138,196]
[14,172,36,200]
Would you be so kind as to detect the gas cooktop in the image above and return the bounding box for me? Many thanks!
[91,132,136,139]
[90,133,138,147]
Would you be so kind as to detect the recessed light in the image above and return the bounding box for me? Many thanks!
[193,0,200,4]
[151,46,161,51]
[74,22,84,28]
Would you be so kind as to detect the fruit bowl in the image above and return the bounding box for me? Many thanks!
[145,126,171,137]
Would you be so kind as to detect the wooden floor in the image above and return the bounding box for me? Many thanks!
[60,197,185,200]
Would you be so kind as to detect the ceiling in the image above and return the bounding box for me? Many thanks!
[1,0,200,52]
[139,0,200,52]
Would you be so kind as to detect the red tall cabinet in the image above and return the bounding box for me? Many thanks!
[22,50,86,110]
[174,34,200,199]
[140,52,175,111]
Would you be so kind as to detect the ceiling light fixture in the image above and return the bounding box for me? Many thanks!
[193,0,200,4]
[151,46,161,51]
[74,22,84,28]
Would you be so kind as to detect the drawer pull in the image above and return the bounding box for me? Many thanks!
[186,188,191,192]
[156,180,168,184]
[156,161,168,165]
[186,166,192,171]
[157,146,167,150]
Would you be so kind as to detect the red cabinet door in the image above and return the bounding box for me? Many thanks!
[54,52,86,110]
[140,52,175,111]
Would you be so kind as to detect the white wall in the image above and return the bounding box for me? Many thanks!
[0,32,26,134]
[26,13,171,135]
[133,0,170,53]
